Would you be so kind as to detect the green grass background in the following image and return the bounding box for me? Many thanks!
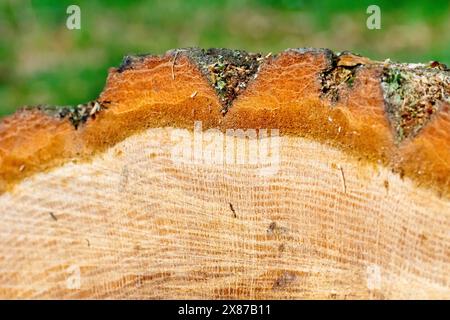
[1,0,449,117]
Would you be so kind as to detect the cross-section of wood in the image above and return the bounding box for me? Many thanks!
[0,48,449,299]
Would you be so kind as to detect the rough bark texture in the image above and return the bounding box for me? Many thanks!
[0,48,449,299]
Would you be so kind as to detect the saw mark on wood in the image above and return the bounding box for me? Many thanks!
[229,202,237,218]
[339,165,347,193]
[49,212,58,221]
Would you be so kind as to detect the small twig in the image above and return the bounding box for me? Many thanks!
[171,50,179,80]
[229,202,237,218]
[339,165,347,193]
[49,212,58,221]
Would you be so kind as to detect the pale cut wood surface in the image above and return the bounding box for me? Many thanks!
[0,128,448,299]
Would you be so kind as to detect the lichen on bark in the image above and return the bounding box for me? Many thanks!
[185,48,267,113]
[32,100,107,129]
[381,63,450,142]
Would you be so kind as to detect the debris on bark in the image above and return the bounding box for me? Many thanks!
[381,62,450,141]
[186,48,267,113]
[33,100,109,129]
[320,51,370,103]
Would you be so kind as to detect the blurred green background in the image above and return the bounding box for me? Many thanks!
[1,0,449,117]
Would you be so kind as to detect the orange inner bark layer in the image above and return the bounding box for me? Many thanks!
[0,51,449,197]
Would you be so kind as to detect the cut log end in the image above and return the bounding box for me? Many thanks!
[0,48,449,299]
